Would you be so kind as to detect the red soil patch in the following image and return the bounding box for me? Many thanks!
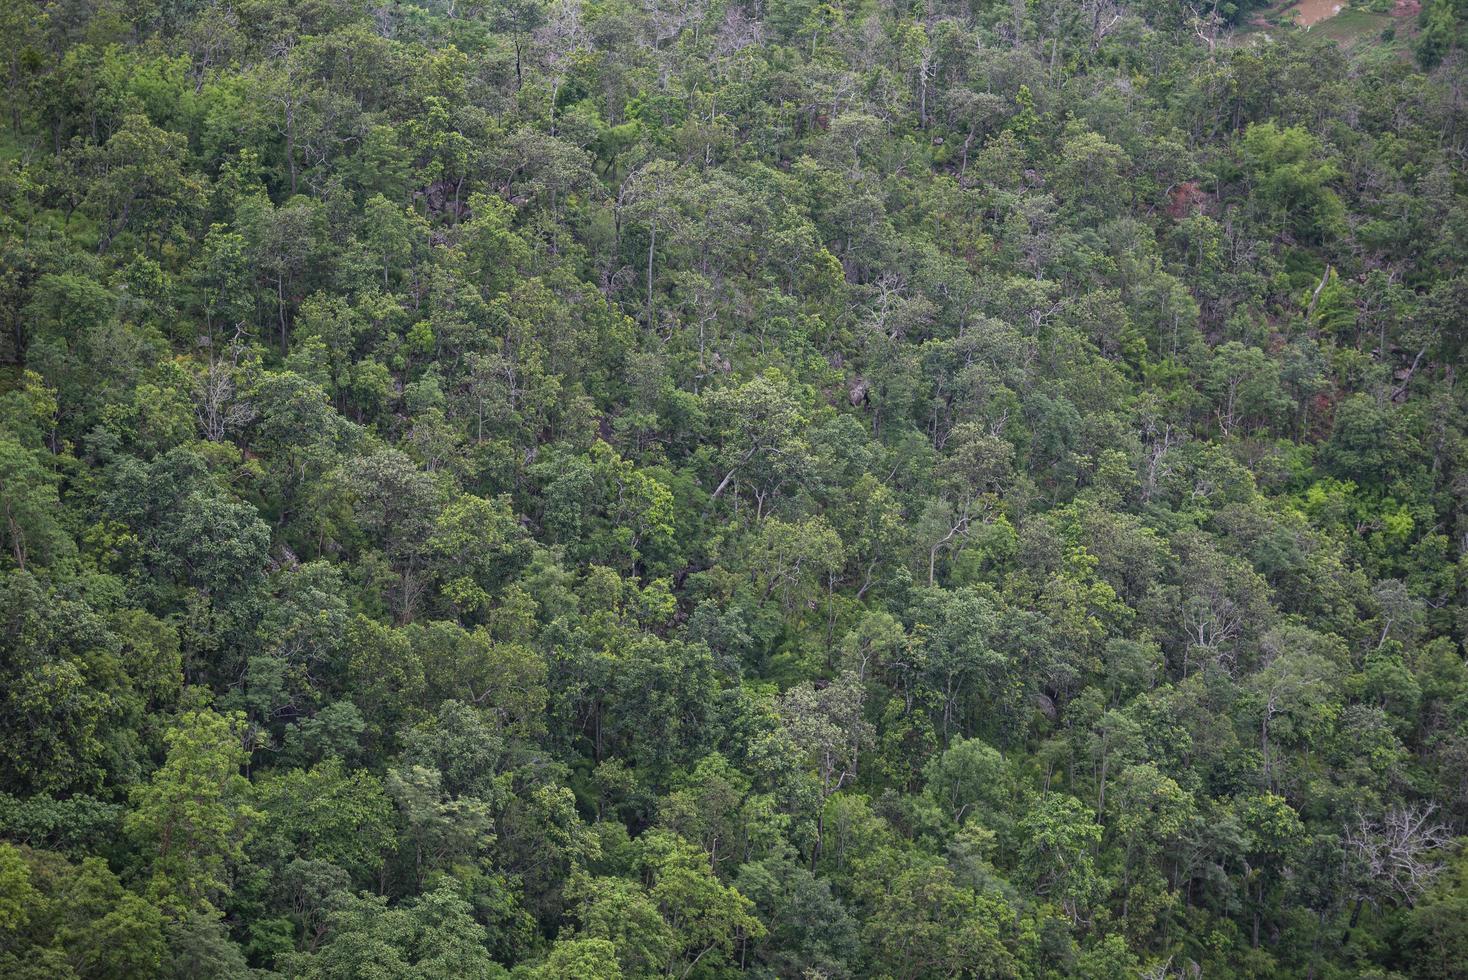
[1168,181,1206,219]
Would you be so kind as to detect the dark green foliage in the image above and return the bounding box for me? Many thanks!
[0,0,1466,977]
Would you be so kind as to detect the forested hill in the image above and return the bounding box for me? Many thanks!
[3,0,1468,976]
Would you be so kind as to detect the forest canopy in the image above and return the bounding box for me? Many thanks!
[2,0,1468,977]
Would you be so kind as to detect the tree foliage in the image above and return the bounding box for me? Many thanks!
[0,0,1466,976]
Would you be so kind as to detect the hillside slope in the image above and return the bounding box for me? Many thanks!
[1,0,1467,977]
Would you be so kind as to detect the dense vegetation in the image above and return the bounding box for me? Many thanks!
[2,0,1468,976]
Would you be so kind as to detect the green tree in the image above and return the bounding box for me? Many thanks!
[1240,122,1345,243]
[1014,793,1105,923]
[532,936,623,979]
[923,735,1011,825]
[0,432,70,570]
[286,883,506,979]
[77,113,206,255]
[251,761,395,886]
[125,707,258,912]
[634,830,764,977]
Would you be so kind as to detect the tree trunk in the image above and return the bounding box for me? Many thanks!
[646,223,656,324]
